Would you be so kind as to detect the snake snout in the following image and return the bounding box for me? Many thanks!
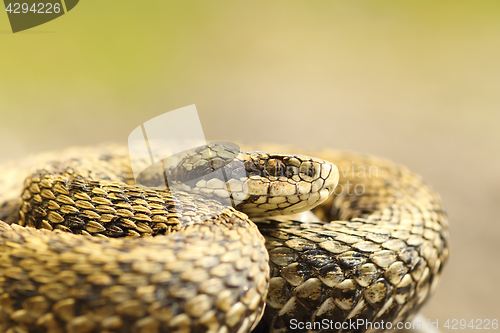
[293,158,339,212]
[321,161,340,195]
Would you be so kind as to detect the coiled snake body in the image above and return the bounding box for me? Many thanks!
[0,144,449,333]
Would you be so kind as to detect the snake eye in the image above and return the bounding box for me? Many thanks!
[285,165,299,178]
[299,161,318,180]
[306,167,315,178]
[265,159,285,177]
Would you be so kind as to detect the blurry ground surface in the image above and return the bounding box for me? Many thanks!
[1,1,499,328]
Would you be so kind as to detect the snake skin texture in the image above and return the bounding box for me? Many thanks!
[0,144,449,333]
[253,149,449,333]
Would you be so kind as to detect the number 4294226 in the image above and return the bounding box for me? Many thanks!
[5,3,62,14]
[444,319,498,330]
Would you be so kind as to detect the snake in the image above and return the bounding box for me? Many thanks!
[0,143,450,333]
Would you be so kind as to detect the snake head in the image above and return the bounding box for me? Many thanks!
[234,152,339,217]
[160,143,339,218]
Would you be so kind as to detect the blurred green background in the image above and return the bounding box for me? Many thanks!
[1,0,499,327]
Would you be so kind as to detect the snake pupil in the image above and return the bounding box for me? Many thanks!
[265,159,285,177]
[306,167,315,178]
